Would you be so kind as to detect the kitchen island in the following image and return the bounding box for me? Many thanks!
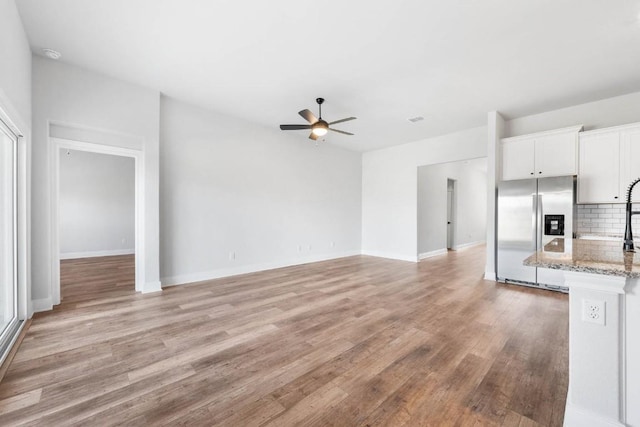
[524,238,639,427]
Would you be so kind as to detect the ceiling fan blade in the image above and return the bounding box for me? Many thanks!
[280,124,311,130]
[328,128,354,136]
[329,117,357,125]
[299,109,318,124]
[309,132,319,141]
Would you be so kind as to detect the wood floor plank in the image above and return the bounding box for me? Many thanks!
[0,246,569,425]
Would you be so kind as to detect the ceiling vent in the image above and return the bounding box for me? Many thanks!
[42,48,62,60]
[407,116,424,123]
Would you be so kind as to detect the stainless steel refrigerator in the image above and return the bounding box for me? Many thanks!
[497,176,576,292]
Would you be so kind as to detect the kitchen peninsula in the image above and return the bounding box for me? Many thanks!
[524,239,640,427]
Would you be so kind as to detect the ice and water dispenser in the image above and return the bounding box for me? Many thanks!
[544,214,565,236]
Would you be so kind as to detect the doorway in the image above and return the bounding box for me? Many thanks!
[50,138,145,306]
[58,148,136,301]
[447,179,456,250]
[417,158,487,260]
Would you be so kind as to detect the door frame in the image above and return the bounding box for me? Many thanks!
[0,96,28,364]
[447,178,457,250]
[50,137,145,304]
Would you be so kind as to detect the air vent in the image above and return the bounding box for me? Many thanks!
[407,116,424,123]
[42,48,62,60]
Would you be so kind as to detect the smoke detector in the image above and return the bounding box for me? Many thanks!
[42,48,62,60]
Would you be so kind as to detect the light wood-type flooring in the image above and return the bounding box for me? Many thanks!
[0,247,569,426]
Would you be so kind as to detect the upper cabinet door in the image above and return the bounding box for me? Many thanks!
[620,126,640,203]
[578,131,621,204]
[500,126,582,181]
[501,137,535,181]
[535,132,577,177]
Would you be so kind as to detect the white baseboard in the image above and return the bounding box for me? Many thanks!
[60,249,135,260]
[361,250,418,263]
[563,403,624,427]
[418,249,447,260]
[32,297,53,313]
[454,240,485,251]
[417,241,485,260]
[143,281,162,294]
[161,251,362,287]
[484,271,497,281]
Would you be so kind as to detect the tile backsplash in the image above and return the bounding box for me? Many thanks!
[576,204,640,236]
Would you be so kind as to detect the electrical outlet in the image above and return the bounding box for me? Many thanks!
[582,299,605,325]
[229,251,235,261]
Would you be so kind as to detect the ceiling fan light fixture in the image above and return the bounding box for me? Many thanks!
[279,98,355,139]
[312,121,329,136]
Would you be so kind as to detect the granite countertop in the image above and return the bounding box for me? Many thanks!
[523,238,640,279]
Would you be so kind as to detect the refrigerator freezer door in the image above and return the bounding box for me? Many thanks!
[537,176,575,288]
[497,179,537,285]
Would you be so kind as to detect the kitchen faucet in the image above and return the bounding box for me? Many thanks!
[623,177,640,252]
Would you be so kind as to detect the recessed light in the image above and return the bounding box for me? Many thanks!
[42,48,62,60]
[407,116,424,123]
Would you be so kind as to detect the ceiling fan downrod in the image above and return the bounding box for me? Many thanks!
[316,98,324,119]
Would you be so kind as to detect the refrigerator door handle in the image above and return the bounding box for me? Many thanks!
[537,194,543,250]
[531,193,538,251]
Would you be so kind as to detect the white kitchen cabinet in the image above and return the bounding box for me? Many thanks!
[578,130,621,204]
[501,126,581,181]
[578,122,640,204]
[501,137,535,180]
[621,126,640,203]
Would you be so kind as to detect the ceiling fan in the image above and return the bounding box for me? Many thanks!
[279,98,356,140]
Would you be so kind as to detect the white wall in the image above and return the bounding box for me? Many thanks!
[0,0,32,319]
[0,0,31,126]
[484,112,504,280]
[362,126,487,262]
[59,149,135,258]
[159,97,362,285]
[505,91,640,137]
[31,57,161,309]
[418,158,487,255]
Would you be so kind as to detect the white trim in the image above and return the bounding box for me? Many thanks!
[143,281,162,293]
[0,92,30,348]
[579,121,640,137]
[60,249,135,260]
[361,250,418,263]
[454,240,486,251]
[32,297,53,313]
[50,136,147,300]
[0,321,25,367]
[564,271,627,294]
[162,251,362,287]
[418,249,447,260]
[0,89,27,137]
[484,271,497,281]
[501,124,584,142]
[564,402,625,427]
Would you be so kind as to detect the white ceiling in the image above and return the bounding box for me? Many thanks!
[16,0,640,152]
